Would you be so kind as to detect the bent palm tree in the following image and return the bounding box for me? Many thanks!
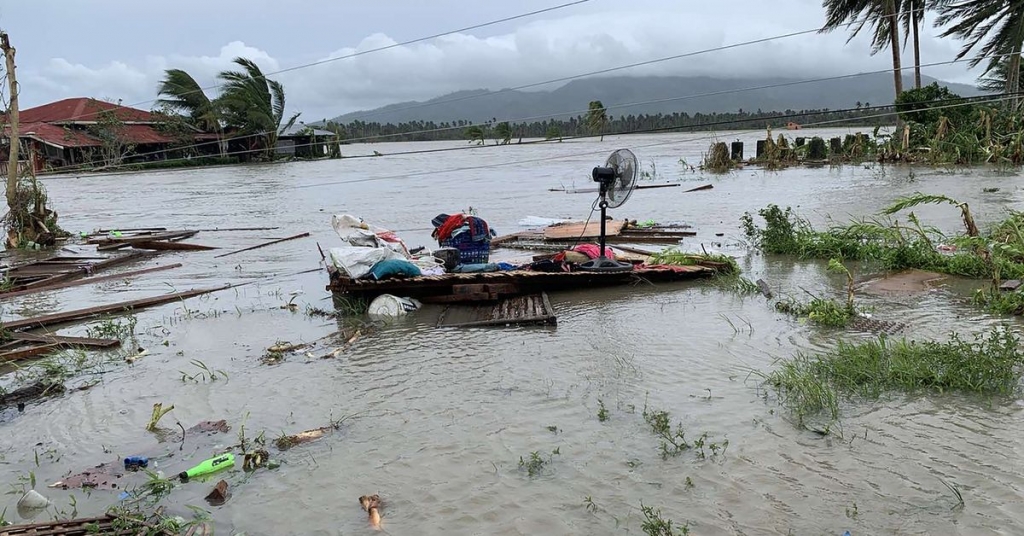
[217,57,300,159]
[936,0,1024,109]
[156,69,224,155]
[978,53,1022,92]
[821,0,904,98]
[156,69,220,132]
[586,100,609,141]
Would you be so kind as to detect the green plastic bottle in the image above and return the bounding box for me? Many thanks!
[178,453,234,481]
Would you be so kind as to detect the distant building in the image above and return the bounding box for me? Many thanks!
[276,122,337,158]
[0,97,214,173]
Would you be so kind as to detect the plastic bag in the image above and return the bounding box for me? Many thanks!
[330,247,404,279]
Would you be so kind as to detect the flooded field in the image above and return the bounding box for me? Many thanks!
[2,127,1024,535]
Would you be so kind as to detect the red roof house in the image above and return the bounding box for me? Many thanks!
[1,98,209,172]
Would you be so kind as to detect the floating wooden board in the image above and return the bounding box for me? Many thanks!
[0,263,182,301]
[543,220,627,240]
[1,284,236,331]
[437,292,557,328]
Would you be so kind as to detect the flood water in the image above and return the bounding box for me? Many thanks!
[2,127,1024,535]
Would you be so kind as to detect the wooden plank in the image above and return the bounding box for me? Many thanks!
[550,183,681,194]
[0,343,61,362]
[9,332,120,348]
[214,232,310,258]
[130,240,218,251]
[0,263,182,300]
[195,226,280,232]
[543,220,626,240]
[15,252,148,290]
[1,284,236,331]
[439,293,557,327]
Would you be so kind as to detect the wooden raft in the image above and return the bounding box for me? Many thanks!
[437,292,557,328]
[328,265,713,303]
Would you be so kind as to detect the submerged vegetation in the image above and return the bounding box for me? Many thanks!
[761,328,1024,421]
[741,194,1024,316]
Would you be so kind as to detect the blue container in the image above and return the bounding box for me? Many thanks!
[124,456,149,471]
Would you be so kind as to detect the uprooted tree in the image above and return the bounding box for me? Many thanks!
[1,30,66,248]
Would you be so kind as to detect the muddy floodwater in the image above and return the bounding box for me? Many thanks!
[3,128,1024,535]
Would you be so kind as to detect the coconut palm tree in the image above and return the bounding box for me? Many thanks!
[156,70,220,132]
[217,57,300,159]
[902,0,927,88]
[821,0,904,98]
[156,69,224,155]
[586,100,609,141]
[936,0,1024,108]
[977,53,1022,92]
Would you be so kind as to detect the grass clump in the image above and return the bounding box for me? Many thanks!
[641,401,726,460]
[597,399,609,422]
[761,328,1024,421]
[518,448,560,477]
[639,502,690,535]
[86,314,137,340]
[700,141,735,173]
[774,297,857,327]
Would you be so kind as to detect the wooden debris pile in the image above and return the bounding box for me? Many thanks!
[84,228,216,252]
[492,219,696,251]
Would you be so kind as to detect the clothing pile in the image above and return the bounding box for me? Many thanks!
[328,214,441,281]
[528,243,629,272]
[431,213,498,266]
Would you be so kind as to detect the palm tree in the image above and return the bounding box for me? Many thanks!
[156,69,220,132]
[494,122,512,145]
[156,69,224,155]
[586,100,609,141]
[465,125,485,145]
[936,0,1024,108]
[821,0,904,98]
[217,57,300,159]
[902,0,926,88]
[977,53,1021,91]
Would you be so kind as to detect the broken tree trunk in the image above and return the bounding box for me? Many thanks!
[2,31,18,213]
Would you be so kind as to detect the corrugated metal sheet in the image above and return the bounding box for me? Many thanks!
[17,97,156,124]
[16,123,101,148]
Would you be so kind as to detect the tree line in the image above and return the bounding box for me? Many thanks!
[318,104,893,144]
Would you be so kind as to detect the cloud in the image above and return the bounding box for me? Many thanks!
[17,6,986,121]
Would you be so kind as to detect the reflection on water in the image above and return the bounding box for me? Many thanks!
[0,129,1023,535]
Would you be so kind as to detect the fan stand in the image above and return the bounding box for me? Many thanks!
[579,179,634,273]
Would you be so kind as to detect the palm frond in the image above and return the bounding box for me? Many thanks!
[883,193,962,214]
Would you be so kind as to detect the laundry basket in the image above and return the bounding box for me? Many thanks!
[439,233,491,265]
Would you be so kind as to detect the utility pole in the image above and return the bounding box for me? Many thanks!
[1,31,19,211]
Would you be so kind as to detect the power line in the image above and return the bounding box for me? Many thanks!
[38,50,1006,174]
[334,6,932,123]
[54,0,594,123]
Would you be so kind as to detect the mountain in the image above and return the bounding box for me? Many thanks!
[329,74,984,125]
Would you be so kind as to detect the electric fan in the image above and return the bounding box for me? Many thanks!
[579,148,638,273]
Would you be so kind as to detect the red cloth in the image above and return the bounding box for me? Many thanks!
[433,214,466,241]
[572,243,615,259]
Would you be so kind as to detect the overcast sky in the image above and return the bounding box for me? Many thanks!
[1,0,983,122]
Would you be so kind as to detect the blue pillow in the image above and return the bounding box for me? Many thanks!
[368,259,422,280]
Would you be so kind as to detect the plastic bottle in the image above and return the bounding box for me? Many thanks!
[178,453,235,482]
